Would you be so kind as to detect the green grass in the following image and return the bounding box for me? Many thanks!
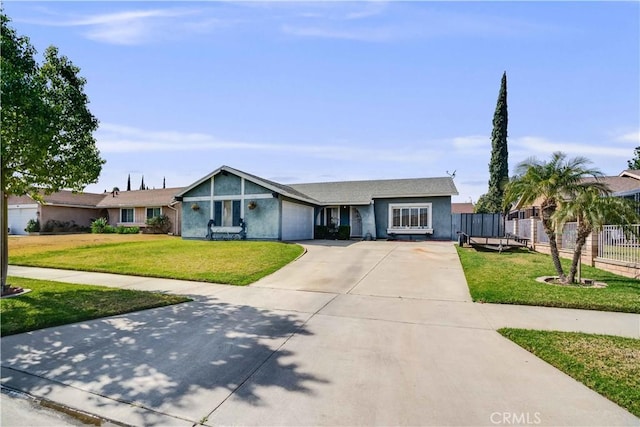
[456,246,640,313]
[1,277,191,336]
[499,328,640,417]
[9,238,304,285]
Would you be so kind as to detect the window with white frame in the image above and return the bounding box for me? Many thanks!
[146,207,161,219]
[388,203,432,230]
[121,208,134,223]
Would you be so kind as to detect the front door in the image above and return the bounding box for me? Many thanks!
[350,207,363,237]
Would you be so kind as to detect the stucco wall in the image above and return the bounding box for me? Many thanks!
[244,198,280,239]
[244,181,271,195]
[182,201,211,239]
[188,180,211,197]
[373,196,452,240]
[214,174,241,196]
[40,206,100,228]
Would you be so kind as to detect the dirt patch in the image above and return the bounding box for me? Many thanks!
[536,276,608,288]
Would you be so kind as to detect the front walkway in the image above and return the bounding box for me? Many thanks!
[2,241,639,426]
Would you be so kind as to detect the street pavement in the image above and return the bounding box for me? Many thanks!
[2,241,639,426]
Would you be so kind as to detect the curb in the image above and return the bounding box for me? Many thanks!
[1,386,131,427]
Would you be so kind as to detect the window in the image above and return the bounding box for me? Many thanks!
[325,207,340,228]
[146,207,161,219]
[213,200,241,226]
[121,208,134,223]
[388,203,432,230]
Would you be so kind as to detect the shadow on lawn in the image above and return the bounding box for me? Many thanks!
[0,298,327,425]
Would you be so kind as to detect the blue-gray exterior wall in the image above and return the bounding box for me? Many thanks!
[373,196,452,240]
[181,201,211,239]
[214,173,241,196]
[244,198,280,239]
[188,180,211,197]
[181,171,282,240]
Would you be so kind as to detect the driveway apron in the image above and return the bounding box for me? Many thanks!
[2,241,638,426]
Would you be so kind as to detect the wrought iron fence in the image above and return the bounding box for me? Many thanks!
[561,222,577,250]
[598,224,640,264]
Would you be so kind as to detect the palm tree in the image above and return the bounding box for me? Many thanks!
[505,152,608,281]
[554,187,640,283]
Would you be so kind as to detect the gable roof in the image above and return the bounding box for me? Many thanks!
[178,165,458,206]
[620,170,640,180]
[289,177,458,205]
[8,190,105,208]
[97,187,184,208]
[176,165,320,205]
[452,202,475,214]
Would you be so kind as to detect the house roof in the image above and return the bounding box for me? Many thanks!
[97,187,184,208]
[8,190,105,208]
[512,172,640,210]
[451,202,475,214]
[176,165,320,205]
[620,170,640,180]
[177,165,457,206]
[289,177,458,205]
[581,176,640,194]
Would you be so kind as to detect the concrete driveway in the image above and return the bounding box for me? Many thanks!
[2,241,638,426]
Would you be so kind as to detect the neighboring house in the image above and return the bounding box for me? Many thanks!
[8,188,183,235]
[177,165,458,241]
[508,169,640,219]
[452,202,475,214]
[7,191,105,235]
[96,187,183,235]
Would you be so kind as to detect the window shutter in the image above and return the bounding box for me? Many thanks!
[232,200,241,226]
[214,201,222,226]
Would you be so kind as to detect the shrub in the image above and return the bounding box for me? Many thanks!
[337,225,351,240]
[25,219,40,233]
[145,214,171,234]
[315,225,329,239]
[116,226,139,234]
[91,218,108,234]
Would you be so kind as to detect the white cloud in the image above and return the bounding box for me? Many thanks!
[281,24,395,42]
[96,123,443,164]
[513,136,632,158]
[19,8,220,45]
[452,135,488,150]
[616,131,640,144]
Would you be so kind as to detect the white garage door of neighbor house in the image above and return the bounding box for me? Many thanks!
[282,201,314,241]
[8,206,38,235]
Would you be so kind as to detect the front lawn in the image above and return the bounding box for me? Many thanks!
[456,246,640,313]
[9,235,304,285]
[1,277,190,336]
[500,328,640,417]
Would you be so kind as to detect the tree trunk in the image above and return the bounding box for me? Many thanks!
[567,227,591,283]
[543,218,565,280]
[567,230,590,284]
[1,189,8,291]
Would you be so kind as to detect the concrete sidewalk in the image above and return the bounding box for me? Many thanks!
[2,242,639,426]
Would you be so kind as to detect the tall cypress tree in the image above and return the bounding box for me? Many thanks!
[127,174,131,191]
[476,72,509,213]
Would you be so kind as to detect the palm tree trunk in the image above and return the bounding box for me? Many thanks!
[543,219,565,280]
[567,236,587,284]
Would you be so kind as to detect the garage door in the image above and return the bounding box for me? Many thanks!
[282,201,314,241]
[8,206,38,235]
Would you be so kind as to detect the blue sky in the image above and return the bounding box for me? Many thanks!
[4,1,639,202]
